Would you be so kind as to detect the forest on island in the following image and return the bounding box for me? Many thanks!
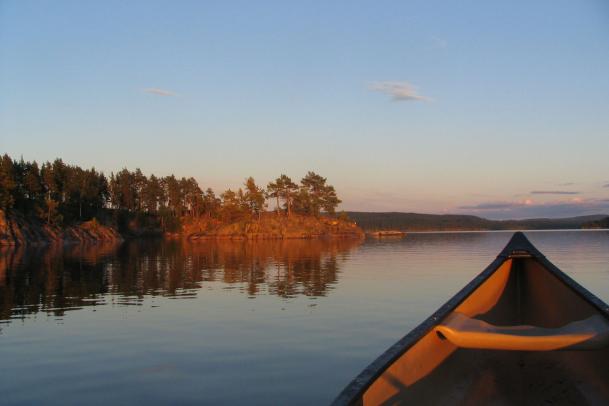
[0,153,342,232]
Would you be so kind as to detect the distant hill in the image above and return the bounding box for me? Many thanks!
[345,212,609,231]
[582,216,609,229]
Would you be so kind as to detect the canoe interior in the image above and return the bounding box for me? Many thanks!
[358,255,609,405]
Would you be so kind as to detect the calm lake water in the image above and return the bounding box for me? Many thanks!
[1,231,608,405]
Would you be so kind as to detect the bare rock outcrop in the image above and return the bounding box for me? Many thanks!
[0,210,122,246]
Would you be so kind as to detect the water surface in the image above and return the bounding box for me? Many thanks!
[1,231,608,405]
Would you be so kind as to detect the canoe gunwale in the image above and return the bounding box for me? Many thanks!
[331,232,609,406]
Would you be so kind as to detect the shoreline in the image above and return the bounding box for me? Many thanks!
[181,213,364,241]
[3,208,606,247]
[0,210,364,246]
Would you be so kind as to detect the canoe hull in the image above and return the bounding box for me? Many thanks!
[333,233,609,405]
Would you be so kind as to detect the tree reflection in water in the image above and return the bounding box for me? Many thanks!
[0,238,362,325]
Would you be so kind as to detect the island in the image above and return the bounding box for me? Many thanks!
[0,154,363,245]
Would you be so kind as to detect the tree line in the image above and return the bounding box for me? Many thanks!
[0,153,342,229]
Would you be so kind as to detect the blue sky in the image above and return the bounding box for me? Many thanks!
[1,1,608,219]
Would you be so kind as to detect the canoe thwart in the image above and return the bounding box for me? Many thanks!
[436,312,609,351]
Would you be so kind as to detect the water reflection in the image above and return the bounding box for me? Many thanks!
[0,238,362,324]
[1,232,608,405]
[0,243,118,322]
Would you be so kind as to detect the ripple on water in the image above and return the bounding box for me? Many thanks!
[0,231,608,405]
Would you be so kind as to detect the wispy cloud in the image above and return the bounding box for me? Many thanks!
[369,81,430,102]
[431,36,447,49]
[143,88,177,97]
[530,190,579,195]
[558,182,575,186]
[459,202,524,210]
[604,183,609,188]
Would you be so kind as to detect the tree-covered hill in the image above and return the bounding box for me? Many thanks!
[582,217,609,229]
[346,212,609,231]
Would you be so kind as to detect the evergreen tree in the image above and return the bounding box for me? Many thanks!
[51,159,68,206]
[142,174,163,213]
[298,171,341,216]
[266,179,282,214]
[220,189,242,222]
[41,162,60,223]
[133,168,147,211]
[277,174,298,217]
[321,185,341,215]
[203,188,220,218]
[300,171,326,216]
[182,177,203,217]
[11,157,27,212]
[164,175,183,217]
[23,161,44,217]
[244,177,265,219]
[0,154,16,210]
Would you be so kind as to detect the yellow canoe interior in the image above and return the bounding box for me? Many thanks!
[340,234,609,405]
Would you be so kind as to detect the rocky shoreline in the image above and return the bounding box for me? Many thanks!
[0,210,363,246]
[0,210,122,246]
[182,213,364,240]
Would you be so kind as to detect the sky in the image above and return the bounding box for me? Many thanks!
[1,0,608,219]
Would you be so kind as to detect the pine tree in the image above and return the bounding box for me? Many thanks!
[220,189,241,222]
[321,185,341,215]
[300,171,327,216]
[277,174,298,217]
[244,177,265,220]
[142,174,163,213]
[266,179,282,214]
[0,154,16,210]
[203,188,220,218]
